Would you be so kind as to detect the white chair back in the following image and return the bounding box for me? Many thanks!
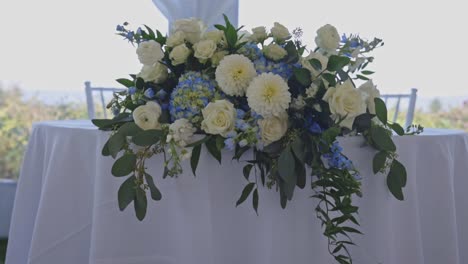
[85,81,125,119]
[381,88,417,128]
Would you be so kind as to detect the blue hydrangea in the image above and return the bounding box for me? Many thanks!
[305,115,322,134]
[254,56,299,80]
[238,43,263,61]
[169,71,222,124]
[323,142,354,171]
[224,138,235,151]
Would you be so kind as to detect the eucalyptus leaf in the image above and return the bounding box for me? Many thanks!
[190,145,202,176]
[327,55,351,71]
[387,172,404,201]
[236,182,255,207]
[102,140,111,156]
[309,58,322,72]
[278,148,295,183]
[132,129,163,146]
[118,175,136,211]
[374,98,388,124]
[111,154,137,177]
[372,151,388,174]
[206,137,222,163]
[253,188,259,215]
[119,122,142,137]
[389,159,407,187]
[134,187,147,221]
[107,133,126,158]
[243,164,254,181]
[390,123,405,136]
[293,68,312,87]
[370,126,396,151]
[144,173,162,201]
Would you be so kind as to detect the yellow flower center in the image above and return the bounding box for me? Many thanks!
[232,68,244,80]
[263,85,278,102]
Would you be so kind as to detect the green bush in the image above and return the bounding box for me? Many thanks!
[0,85,88,179]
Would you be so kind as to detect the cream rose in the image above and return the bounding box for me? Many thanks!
[136,40,164,66]
[322,80,367,129]
[133,101,162,130]
[169,44,191,66]
[315,24,340,51]
[201,100,236,136]
[250,26,268,43]
[194,39,217,63]
[203,30,224,44]
[258,111,288,146]
[271,22,290,41]
[263,43,287,61]
[166,31,185,47]
[137,63,168,83]
[172,18,206,44]
[358,80,381,114]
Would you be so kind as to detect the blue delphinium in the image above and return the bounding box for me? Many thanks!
[128,87,137,95]
[238,43,263,61]
[254,56,299,80]
[144,88,155,98]
[323,142,354,171]
[305,115,322,134]
[169,71,222,124]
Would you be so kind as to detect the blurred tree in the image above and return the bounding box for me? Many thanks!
[429,98,442,113]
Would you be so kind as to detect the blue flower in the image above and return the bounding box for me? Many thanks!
[226,131,238,138]
[238,43,263,61]
[305,115,322,134]
[236,109,246,119]
[128,87,136,95]
[136,27,142,35]
[254,56,298,80]
[144,88,155,98]
[323,142,354,171]
[126,32,134,41]
[116,25,125,32]
[224,138,235,151]
[341,33,348,43]
[156,89,167,100]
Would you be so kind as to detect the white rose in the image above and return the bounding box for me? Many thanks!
[263,43,287,61]
[201,100,236,136]
[194,39,217,63]
[315,24,340,51]
[358,80,381,114]
[210,50,228,66]
[166,31,185,47]
[168,118,196,147]
[203,30,224,44]
[169,44,191,66]
[271,22,290,41]
[258,112,288,146]
[133,101,162,130]
[250,26,268,43]
[322,80,367,129]
[172,18,206,44]
[137,63,168,83]
[136,40,164,66]
[301,52,329,77]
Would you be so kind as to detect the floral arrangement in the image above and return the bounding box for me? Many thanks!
[93,16,423,264]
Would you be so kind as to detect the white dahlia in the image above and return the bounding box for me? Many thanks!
[215,54,257,96]
[246,73,291,117]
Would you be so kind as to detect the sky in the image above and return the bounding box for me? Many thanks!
[0,0,467,98]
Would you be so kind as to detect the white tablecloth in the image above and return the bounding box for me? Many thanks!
[6,120,468,264]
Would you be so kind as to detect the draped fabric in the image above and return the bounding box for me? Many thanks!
[152,0,239,30]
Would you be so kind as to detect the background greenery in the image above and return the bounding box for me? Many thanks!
[0,239,6,264]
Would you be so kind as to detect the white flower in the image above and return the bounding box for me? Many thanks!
[194,39,217,63]
[136,40,164,66]
[358,80,381,114]
[237,30,251,43]
[203,30,224,44]
[215,54,257,96]
[263,43,287,61]
[180,148,192,160]
[315,24,340,51]
[210,50,228,66]
[166,31,185,47]
[201,100,236,136]
[306,84,319,98]
[137,63,168,83]
[301,52,329,77]
[258,111,288,146]
[271,22,290,41]
[322,80,367,129]
[291,95,306,110]
[172,18,206,44]
[169,44,191,66]
[246,73,291,117]
[168,118,196,147]
[250,26,268,43]
[133,101,162,130]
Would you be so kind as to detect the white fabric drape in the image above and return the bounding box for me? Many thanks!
[6,120,468,264]
[152,0,239,29]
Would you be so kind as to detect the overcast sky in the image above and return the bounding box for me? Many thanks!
[0,0,467,97]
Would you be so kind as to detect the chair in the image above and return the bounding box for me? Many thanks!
[381,88,417,128]
[85,81,125,119]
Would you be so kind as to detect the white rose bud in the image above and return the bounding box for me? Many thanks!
[137,63,168,83]
[133,101,162,130]
[358,80,381,114]
[263,43,287,61]
[258,111,288,146]
[203,30,224,44]
[169,44,191,66]
[166,31,185,47]
[201,100,236,137]
[270,22,290,41]
[194,39,217,63]
[172,18,207,44]
[250,26,268,43]
[210,50,228,66]
[169,118,196,147]
[322,80,367,129]
[136,40,164,66]
[315,24,340,51]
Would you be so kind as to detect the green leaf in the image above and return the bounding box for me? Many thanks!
[214,24,226,31]
[107,133,125,158]
[186,135,211,148]
[293,68,312,87]
[118,122,143,137]
[206,137,221,163]
[291,137,305,163]
[135,77,145,90]
[370,126,396,151]
[144,173,162,201]
[284,41,299,63]
[389,159,407,187]
[390,123,405,136]
[373,151,388,174]
[361,70,375,75]
[356,74,370,80]
[309,58,322,72]
[342,226,363,234]
[190,145,202,176]
[243,164,254,181]
[322,127,341,144]
[252,188,259,215]
[143,25,155,38]
[116,78,134,88]
[327,55,351,71]
[294,157,306,189]
[321,73,336,86]
[118,175,136,211]
[236,182,255,207]
[102,140,111,156]
[111,154,137,177]
[374,97,388,124]
[387,171,404,201]
[132,129,163,146]
[215,135,225,151]
[278,148,295,183]
[134,187,147,221]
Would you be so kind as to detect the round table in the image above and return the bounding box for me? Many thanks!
[6,120,468,264]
